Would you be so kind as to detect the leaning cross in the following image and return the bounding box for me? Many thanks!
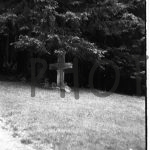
[49,52,73,89]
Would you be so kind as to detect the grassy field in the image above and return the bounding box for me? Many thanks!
[0,81,145,150]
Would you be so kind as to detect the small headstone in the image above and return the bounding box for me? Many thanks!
[20,77,26,83]
[43,78,50,88]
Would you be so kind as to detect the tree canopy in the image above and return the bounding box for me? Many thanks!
[0,0,146,95]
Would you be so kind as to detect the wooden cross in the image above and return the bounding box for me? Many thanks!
[49,52,73,89]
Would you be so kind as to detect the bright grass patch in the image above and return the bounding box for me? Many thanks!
[0,81,145,150]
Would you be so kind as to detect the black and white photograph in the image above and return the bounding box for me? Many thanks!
[0,0,146,150]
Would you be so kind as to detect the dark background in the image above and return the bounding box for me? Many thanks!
[0,0,146,95]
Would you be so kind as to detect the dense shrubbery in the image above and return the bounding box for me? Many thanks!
[0,0,146,95]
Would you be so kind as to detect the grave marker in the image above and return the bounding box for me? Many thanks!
[49,52,72,90]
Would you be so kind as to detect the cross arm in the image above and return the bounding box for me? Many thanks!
[49,63,73,70]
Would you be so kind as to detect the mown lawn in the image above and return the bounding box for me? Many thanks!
[0,81,145,150]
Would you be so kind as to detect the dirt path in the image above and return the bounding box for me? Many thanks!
[0,118,34,150]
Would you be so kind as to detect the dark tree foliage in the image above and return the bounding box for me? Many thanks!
[0,0,146,95]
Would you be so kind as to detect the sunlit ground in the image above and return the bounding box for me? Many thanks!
[0,81,145,150]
